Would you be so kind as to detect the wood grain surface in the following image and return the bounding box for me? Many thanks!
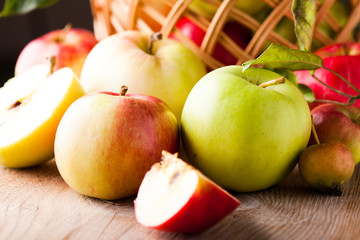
[1,158,359,240]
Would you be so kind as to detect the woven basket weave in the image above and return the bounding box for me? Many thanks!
[89,0,360,70]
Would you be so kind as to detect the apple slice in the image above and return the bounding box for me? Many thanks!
[135,151,240,233]
[0,66,85,168]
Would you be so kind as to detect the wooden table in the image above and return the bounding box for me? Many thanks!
[1,158,359,240]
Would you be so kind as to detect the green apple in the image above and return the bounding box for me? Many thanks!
[233,0,267,16]
[0,65,85,168]
[135,151,240,233]
[80,31,206,121]
[189,0,267,19]
[181,66,312,192]
[54,86,179,200]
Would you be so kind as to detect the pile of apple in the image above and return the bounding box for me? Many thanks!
[1,2,360,234]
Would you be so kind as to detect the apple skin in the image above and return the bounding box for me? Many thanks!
[181,66,312,192]
[15,27,98,78]
[171,16,252,66]
[54,90,179,200]
[298,141,355,195]
[0,66,85,168]
[80,30,206,121]
[310,103,360,165]
[135,151,240,233]
[295,43,360,108]
[189,0,267,17]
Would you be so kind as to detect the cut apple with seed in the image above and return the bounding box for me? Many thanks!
[135,151,241,233]
[0,65,85,168]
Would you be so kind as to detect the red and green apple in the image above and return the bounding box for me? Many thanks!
[54,86,179,200]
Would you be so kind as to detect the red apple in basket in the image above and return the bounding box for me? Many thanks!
[54,86,179,200]
[310,103,360,165]
[170,16,252,66]
[135,151,240,233]
[15,24,98,78]
[295,43,360,108]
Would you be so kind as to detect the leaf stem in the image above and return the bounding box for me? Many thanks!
[311,73,357,99]
[323,66,360,93]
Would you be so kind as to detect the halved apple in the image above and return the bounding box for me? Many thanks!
[0,66,85,168]
[134,151,240,233]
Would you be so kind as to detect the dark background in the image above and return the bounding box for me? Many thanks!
[0,0,94,85]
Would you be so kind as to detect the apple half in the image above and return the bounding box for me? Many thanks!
[135,151,240,233]
[0,66,85,168]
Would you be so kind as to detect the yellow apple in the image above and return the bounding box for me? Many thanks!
[0,66,85,168]
[80,30,206,121]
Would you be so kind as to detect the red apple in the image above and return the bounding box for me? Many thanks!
[54,86,179,200]
[135,151,240,233]
[295,43,360,108]
[170,16,252,66]
[15,25,98,78]
[310,103,360,165]
[298,141,355,195]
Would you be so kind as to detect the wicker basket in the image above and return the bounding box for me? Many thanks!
[89,0,360,70]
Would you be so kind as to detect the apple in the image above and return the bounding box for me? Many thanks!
[54,86,179,200]
[170,16,252,66]
[80,30,206,121]
[298,141,355,195]
[233,0,267,16]
[181,65,312,192]
[189,0,267,18]
[312,0,350,50]
[295,43,360,108]
[135,150,240,233]
[310,103,360,165]
[0,64,85,168]
[15,24,98,78]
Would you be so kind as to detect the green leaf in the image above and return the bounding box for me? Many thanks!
[242,43,323,71]
[298,83,315,103]
[0,0,59,17]
[291,0,316,51]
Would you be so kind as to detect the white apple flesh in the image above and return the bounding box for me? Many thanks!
[54,87,179,200]
[0,66,85,168]
[135,151,240,233]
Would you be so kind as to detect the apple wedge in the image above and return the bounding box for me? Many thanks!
[135,151,240,233]
[0,66,85,168]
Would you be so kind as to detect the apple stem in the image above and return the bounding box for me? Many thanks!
[57,23,72,42]
[148,32,162,54]
[47,56,57,75]
[120,85,128,96]
[259,77,285,88]
[311,116,321,145]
